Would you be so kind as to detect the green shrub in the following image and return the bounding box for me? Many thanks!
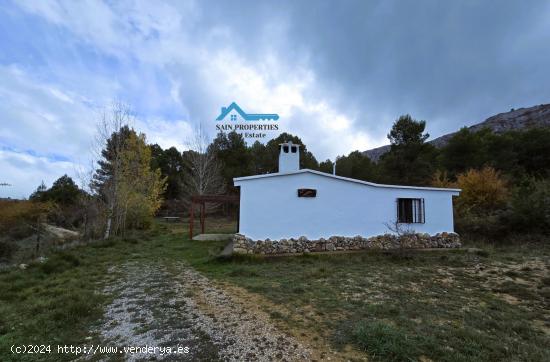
[0,240,18,261]
[50,291,100,324]
[0,315,7,336]
[508,178,550,233]
[269,311,285,320]
[5,223,34,240]
[91,239,116,248]
[291,286,305,294]
[122,235,139,244]
[146,228,162,237]
[475,249,490,258]
[227,268,259,277]
[218,253,264,264]
[455,210,509,238]
[352,321,419,361]
[39,252,80,274]
[493,281,538,300]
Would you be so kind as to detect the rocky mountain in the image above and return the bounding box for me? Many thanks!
[364,103,550,162]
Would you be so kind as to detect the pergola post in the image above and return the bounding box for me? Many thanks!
[187,194,240,240]
[200,202,205,234]
[189,202,194,239]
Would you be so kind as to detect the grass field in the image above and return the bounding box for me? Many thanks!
[0,219,549,361]
[183,235,550,361]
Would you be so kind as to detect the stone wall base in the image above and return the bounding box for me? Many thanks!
[232,233,461,255]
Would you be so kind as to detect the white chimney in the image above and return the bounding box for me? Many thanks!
[278,141,300,173]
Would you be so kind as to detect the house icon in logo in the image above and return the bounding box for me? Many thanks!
[216,102,279,121]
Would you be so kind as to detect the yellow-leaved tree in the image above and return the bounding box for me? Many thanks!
[452,167,509,236]
[118,131,167,231]
[454,167,508,214]
[92,103,167,238]
[430,170,454,188]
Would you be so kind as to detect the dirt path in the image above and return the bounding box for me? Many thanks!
[94,262,312,361]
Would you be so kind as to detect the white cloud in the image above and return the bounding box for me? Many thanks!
[2,0,396,199]
[0,64,198,198]
[199,49,386,159]
[15,0,371,142]
[135,118,194,152]
[16,0,198,64]
[0,65,97,157]
[0,149,77,199]
[17,0,129,58]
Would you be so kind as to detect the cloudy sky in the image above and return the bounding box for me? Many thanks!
[1,0,550,198]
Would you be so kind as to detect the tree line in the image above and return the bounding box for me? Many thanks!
[22,110,550,242]
[149,114,550,238]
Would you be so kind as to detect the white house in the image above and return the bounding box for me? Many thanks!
[233,141,460,240]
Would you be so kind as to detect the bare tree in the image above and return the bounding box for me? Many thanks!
[384,219,415,236]
[73,158,99,239]
[384,219,416,258]
[181,123,225,207]
[91,102,133,239]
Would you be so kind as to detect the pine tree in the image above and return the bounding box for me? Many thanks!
[29,181,47,201]
[379,115,437,185]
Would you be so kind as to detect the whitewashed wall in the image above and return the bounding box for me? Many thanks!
[235,172,458,240]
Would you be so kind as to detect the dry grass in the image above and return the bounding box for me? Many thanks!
[1,219,548,361]
[181,222,550,361]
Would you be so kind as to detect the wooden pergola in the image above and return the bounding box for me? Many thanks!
[189,194,240,239]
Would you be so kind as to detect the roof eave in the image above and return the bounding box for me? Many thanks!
[233,169,461,193]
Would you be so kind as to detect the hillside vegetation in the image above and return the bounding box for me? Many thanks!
[364,103,550,161]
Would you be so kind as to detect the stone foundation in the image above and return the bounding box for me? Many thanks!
[232,232,461,255]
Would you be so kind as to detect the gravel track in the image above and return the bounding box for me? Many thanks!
[94,262,312,361]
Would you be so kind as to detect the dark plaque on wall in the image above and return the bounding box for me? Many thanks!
[297,188,317,197]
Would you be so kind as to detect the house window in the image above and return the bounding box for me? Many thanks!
[298,188,317,197]
[397,198,425,223]
[291,146,297,153]
[283,145,289,153]
[230,114,237,121]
